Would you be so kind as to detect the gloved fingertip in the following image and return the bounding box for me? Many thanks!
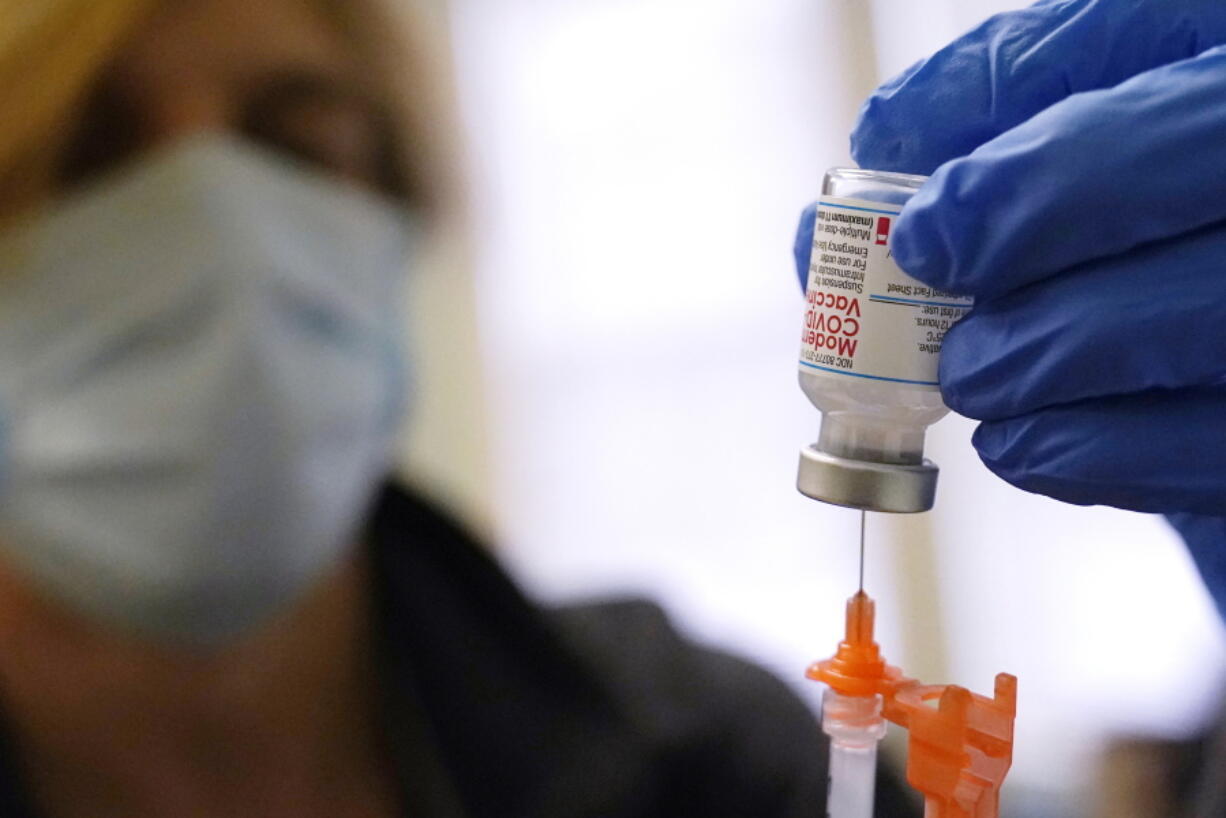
[971,420,1085,506]
[973,411,1146,512]
[1167,513,1226,620]
[970,420,1009,465]
[891,199,944,287]
[971,418,1073,501]
[849,96,903,172]
[889,208,923,273]
[935,319,996,420]
[937,356,970,419]
[971,421,1041,499]
[849,60,933,174]
[793,202,818,292]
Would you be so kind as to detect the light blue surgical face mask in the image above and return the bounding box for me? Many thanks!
[0,135,414,645]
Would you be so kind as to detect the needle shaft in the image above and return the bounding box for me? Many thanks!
[858,510,866,592]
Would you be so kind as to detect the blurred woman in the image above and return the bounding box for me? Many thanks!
[0,2,918,816]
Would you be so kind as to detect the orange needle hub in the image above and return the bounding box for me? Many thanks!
[809,591,1017,818]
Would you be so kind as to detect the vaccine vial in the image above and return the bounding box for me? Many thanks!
[797,168,973,512]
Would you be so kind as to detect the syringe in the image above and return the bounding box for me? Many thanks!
[813,589,899,818]
[822,512,883,818]
[794,166,1016,815]
[823,690,884,818]
[809,589,1018,818]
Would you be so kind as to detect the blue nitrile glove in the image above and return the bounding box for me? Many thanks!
[793,0,1226,614]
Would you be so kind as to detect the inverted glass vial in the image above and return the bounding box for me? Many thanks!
[797,168,971,512]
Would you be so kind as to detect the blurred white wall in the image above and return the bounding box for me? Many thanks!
[427,0,1226,813]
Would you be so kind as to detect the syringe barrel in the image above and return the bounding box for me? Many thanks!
[822,689,886,818]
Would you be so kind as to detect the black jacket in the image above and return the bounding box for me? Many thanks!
[0,484,919,817]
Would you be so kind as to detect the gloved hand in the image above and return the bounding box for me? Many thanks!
[794,0,1226,611]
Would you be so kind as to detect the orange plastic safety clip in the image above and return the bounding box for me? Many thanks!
[809,591,1017,818]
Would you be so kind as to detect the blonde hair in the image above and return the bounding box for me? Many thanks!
[0,0,153,215]
[0,0,461,221]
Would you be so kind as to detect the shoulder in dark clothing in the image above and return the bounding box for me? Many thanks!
[371,482,919,817]
[0,482,918,818]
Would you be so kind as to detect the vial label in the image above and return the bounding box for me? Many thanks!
[798,196,973,388]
